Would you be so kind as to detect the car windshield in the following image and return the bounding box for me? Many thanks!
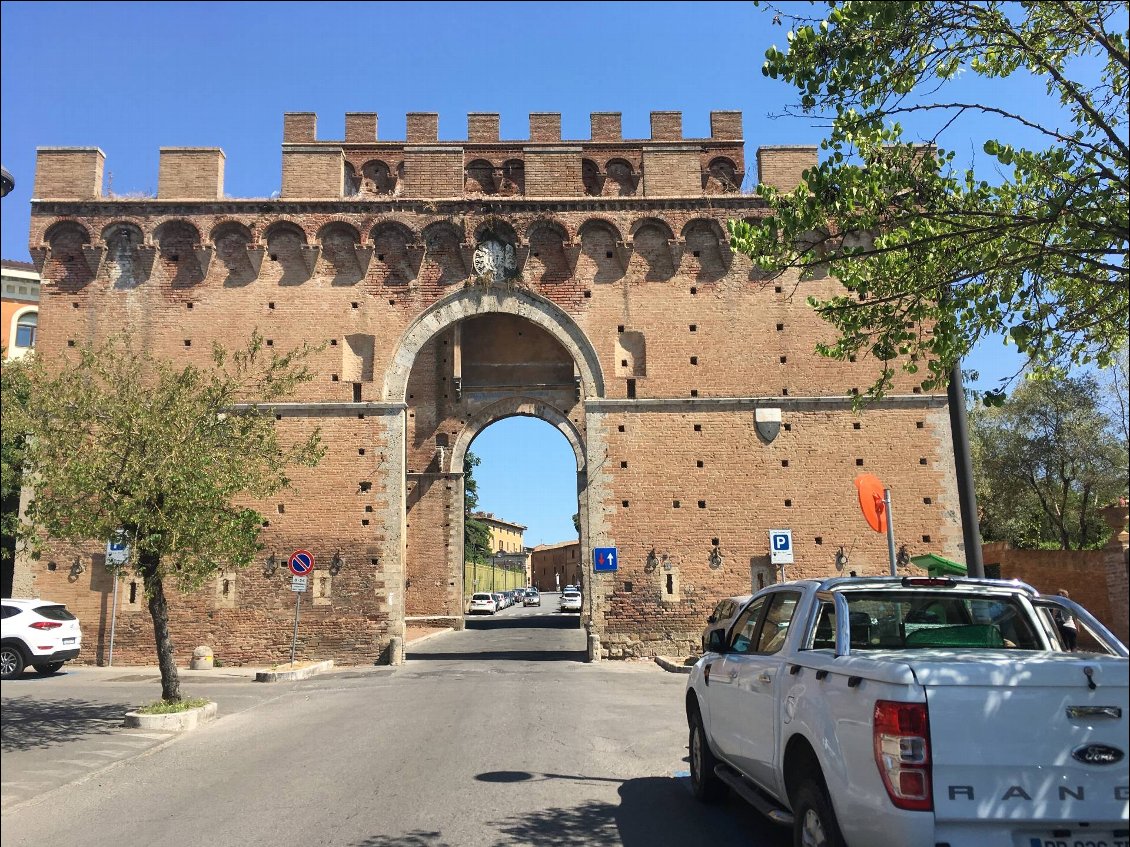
[810,591,1044,650]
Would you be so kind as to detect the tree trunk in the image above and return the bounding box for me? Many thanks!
[141,554,181,703]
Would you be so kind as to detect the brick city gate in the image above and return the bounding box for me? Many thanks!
[18,109,962,665]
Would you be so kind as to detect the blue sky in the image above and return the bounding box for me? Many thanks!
[3,0,1064,546]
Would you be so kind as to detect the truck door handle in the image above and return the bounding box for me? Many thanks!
[757,672,772,684]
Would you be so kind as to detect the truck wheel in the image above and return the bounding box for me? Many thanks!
[793,777,846,847]
[33,661,65,675]
[1,644,26,680]
[688,709,727,802]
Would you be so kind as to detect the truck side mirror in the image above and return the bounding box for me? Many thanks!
[707,629,728,654]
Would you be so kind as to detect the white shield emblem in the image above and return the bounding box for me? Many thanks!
[755,407,782,443]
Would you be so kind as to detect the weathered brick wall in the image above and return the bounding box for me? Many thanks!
[33,148,104,199]
[158,148,224,200]
[22,110,964,666]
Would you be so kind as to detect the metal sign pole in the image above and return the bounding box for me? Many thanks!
[290,590,301,665]
[107,577,119,667]
[883,488,897,577]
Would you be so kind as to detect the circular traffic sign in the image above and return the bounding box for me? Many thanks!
[288,549,315,575]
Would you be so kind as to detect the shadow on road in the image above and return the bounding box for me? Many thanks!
[407,649,585,662]
[347,773,788,847]
[0,696,130,752]
[463,615,582,631]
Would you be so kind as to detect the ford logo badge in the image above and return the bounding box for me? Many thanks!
[1071,744,1124,765]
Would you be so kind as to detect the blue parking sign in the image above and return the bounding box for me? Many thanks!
[769,529,793,565]
[593,547,618,572]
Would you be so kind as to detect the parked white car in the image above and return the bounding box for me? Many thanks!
[686,576,1129,847]
[560,590,582,613]
[468,593,498,615]
[1,599,83,679]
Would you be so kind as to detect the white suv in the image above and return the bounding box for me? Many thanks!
[1,599,83,679]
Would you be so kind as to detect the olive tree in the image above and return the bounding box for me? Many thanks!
[11,334,324,702]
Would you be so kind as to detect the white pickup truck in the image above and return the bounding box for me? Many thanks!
[685,576,1129,847]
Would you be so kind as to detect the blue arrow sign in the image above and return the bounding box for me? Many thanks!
[593,547,618,572]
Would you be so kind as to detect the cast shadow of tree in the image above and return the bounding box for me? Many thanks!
[0,697,131,752]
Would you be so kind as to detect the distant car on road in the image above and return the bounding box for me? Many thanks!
[1,599,83,679]
[492,592,508,610]
[560,591,582,613]
[469,593,498,615]
[523,589,541,607]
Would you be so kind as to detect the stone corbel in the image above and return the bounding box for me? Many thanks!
[511,243,531,274]
[562,240,583,277]
[614,240,633,273]
[300,244,320,276]
[133,244,157,280]
[405,243,425,278]
[246,244,266,277]
[29,246,50,275]
[193,244,214,278]
[81,244,105,276]
[354,244,374,277]
[668,238,686,273]
[458,242,477,277]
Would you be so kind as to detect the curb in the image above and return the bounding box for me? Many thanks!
[254,659,335,683]
[655,656,695,674]
[123,700,218,731]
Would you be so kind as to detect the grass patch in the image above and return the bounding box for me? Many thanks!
[135,697,211,715]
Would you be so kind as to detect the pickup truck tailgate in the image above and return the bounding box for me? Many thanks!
[911,652,1129,829]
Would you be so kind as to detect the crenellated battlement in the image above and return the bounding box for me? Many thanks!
[31,111,822,204]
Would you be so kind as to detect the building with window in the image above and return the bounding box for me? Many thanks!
[530,541,581,593]
[1,260,39,360]
[473,512,529,582]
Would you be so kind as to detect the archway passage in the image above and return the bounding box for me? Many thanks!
[401,309,592,655]
[408,415,588,662]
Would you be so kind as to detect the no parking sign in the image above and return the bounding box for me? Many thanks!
[288,549,315,576]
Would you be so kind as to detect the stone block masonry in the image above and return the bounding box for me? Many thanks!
[22,110,962,666]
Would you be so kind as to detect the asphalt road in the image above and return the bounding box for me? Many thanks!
[1,597,789,847]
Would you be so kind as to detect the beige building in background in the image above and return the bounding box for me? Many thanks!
[2,259,39,359]
[474,512,530,582]
[531,541,581,592]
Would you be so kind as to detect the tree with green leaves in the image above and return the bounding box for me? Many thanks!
[971,373,1127,549]
[731,1,1128,403]
[1,352,30,584]
[9,334,323,702]
[463,451,492,564]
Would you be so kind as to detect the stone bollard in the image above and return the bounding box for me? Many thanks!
[387,636,404,665]
[587,632,601,663]
[190,646,214,670]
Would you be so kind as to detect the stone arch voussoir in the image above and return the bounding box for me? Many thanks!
[449,397,585,475]
[383,288,604,402]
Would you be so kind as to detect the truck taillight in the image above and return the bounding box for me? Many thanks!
[873,700,932,812]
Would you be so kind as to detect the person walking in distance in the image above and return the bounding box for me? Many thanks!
[1054,589,1078,651]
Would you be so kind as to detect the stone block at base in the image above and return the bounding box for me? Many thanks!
[254,659,334,682]
[654,656,696,674]
[124,700,218,731]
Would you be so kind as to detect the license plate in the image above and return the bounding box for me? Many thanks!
[63,638,75,644]
[1024,834,1127,847]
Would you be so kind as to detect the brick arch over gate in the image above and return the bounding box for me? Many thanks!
[382,288,605,403]
[449,398,586,475]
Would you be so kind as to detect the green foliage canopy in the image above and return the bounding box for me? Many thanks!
[731,1,1128,403]
[463,451,492,565]
[9,333,324,700]
[971,373,1128,549]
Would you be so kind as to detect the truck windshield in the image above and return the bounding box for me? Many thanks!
[811,591,1043,650]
